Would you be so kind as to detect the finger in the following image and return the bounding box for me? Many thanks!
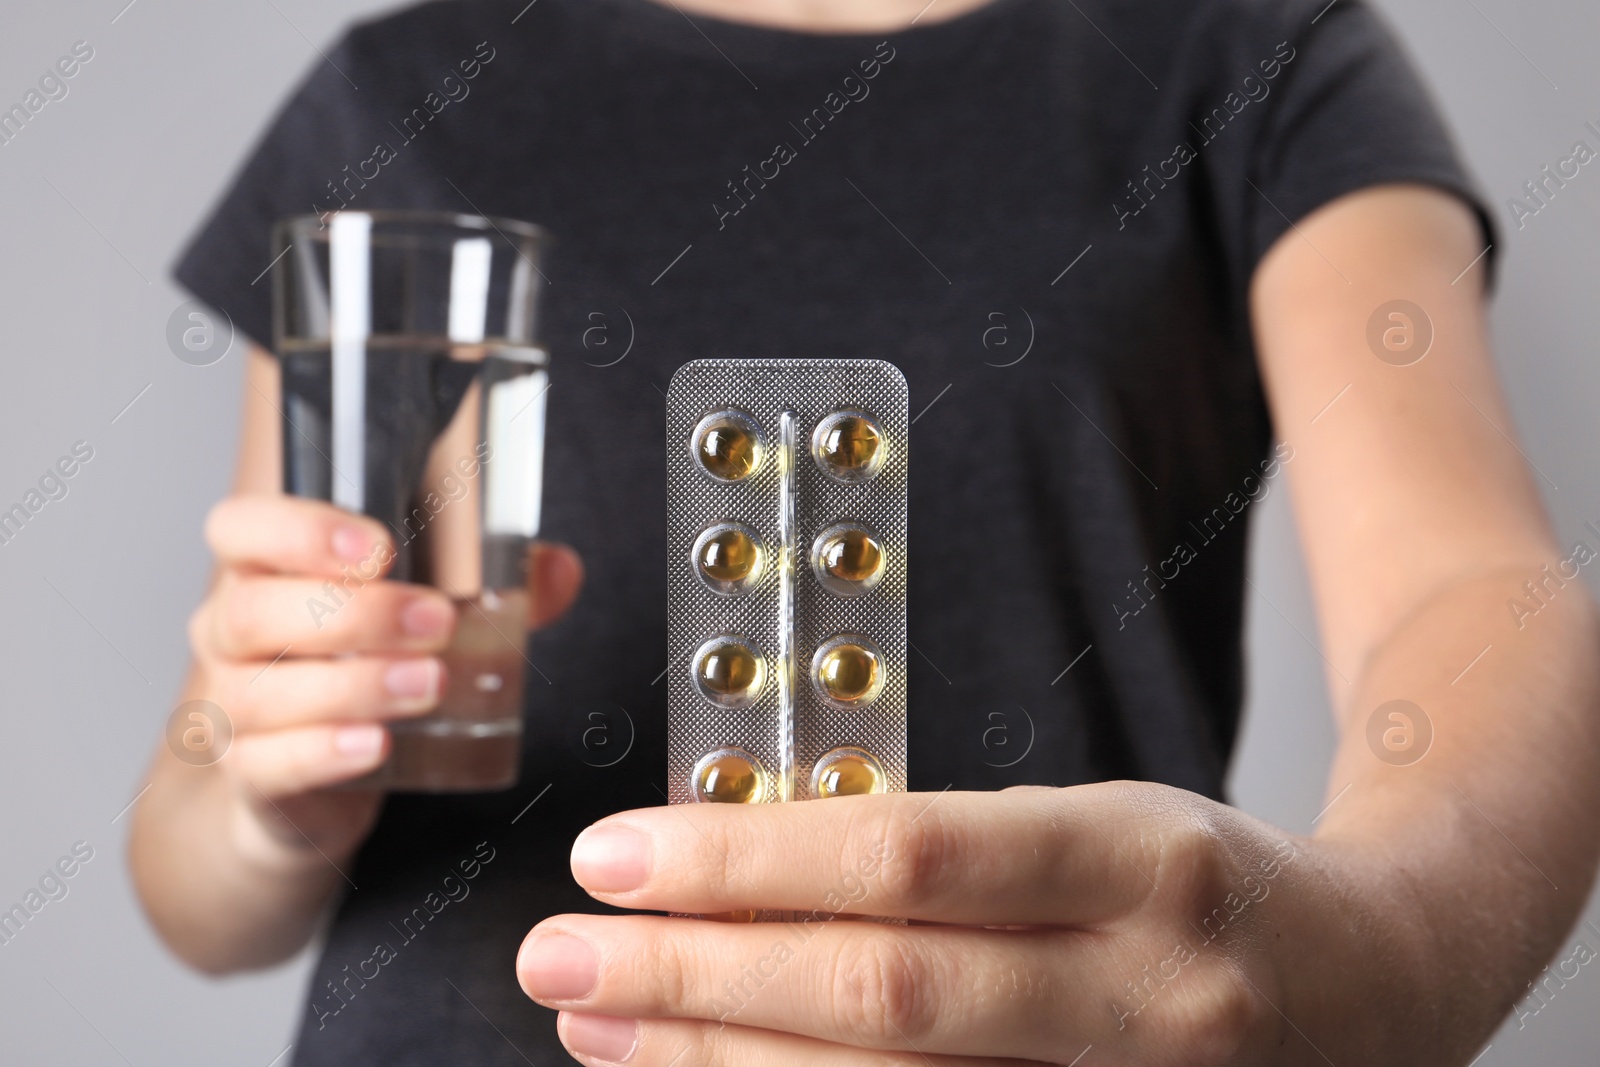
[555,1013,1057,1067]
[213,655,445,731]
[206,495,395,578]
[199,573,455,659]
[528,541,584,629]
[567,787,1160,926]
[224,722,389,795]
[521,914,1095,1061]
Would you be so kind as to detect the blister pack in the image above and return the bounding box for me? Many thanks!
[666,359,908,814]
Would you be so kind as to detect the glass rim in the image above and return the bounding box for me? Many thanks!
[273,209,551,245]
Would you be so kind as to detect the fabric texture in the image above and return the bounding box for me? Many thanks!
[172,0,1493,1060]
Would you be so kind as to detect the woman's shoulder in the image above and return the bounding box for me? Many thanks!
[331,0,563,79]
[1076,0,1361,50]
[338,1,502,59]
[294,0,590,119]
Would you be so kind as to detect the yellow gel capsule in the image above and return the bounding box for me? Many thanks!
[812,412,885,482]
[693,523,763,595]
[815,642,882,706]
[814,749,884,798]
[692,636,766,708]
[695,750,764,804]
[812,523,885,596]
[694,412,763,481]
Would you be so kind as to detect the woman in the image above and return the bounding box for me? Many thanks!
[131,0,1600,1063]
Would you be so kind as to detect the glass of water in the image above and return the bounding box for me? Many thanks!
[272,210,550,791]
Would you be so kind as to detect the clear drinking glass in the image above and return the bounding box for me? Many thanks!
[272,210,550,791]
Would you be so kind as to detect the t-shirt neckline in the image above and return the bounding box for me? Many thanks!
[579,0,1031,67]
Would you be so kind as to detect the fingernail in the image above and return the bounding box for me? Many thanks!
[571,825,650,893]
[560,1013,637,1063]
[521,933,599,1000]
[332,525,374,563]
[383,659,440,701]
[334,724,384,758]
[401,597,454,639]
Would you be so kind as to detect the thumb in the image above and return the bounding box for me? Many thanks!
[527,541,584,629]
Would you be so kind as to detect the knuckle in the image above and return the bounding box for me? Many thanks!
[205,668,253,732]
[695,822,745,906]
[214,581,270,654]
[186,602,215,657]
[1153,812,1227,911]
[873,805,950,912]
[833,935,934,1046]
[684,1019,742,1067]
[1155,960,1259,1065]
[640,926,694,1017]
[201,498,238,552]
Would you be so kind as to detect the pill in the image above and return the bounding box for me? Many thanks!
[692,635,767,708]
[693,411,764,481]
[812,636,884,708]
[693,522,764,595]
[811,522,885,596]
[692,748,766,804]
[812,411,884,482]
[813,748,885,798]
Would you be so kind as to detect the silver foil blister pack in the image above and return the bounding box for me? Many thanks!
[666,359,908,810]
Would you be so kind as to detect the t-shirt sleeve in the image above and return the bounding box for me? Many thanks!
[1223,0,1497,288]
[173,37,373,351]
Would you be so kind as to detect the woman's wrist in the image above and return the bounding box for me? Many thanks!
[222,772,376,882]
[1263,827,1483,1065]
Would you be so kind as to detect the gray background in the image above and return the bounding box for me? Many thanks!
[0,0,1595,1062]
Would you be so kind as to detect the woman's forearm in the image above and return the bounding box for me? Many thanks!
[1290,566,1600,1062]
[128,666,360,974]
[130,751,348,973]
